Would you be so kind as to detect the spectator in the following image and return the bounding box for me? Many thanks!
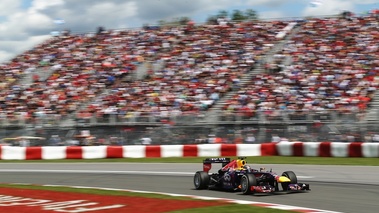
[244,133,256,143]
[271,134,281,143]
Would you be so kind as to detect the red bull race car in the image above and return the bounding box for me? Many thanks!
[194,157,310,195]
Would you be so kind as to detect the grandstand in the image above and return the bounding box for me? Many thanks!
[0,11,378,145]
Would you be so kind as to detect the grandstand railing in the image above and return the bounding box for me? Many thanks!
[0,114,62,128]
[0,109,368,128]
[74,109,365,126]
[0,110,374,128]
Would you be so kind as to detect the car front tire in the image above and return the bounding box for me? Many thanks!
[281,171,297,191]
[240,174,257,195]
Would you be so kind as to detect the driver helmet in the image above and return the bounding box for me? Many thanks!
[243,165,252,172]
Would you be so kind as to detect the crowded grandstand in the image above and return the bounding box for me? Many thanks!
[0,9,378,146]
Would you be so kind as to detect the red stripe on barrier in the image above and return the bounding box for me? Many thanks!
[183,145,198,157]
[349,142,363,157]
[106,146,124,158]
[26,147,42,160]
[319,142,331,157]
[293,143,304,156]
[66,146,83,159]
[221,144,237,156]
[261,143,277,156]
[2,143,375,159]
[146,145,161,157]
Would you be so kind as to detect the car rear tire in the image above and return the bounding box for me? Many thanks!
[194,171,209,190]
[281,171,297,191]
[240,174,257,195]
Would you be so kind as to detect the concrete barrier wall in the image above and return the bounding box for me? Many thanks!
[0,142,378,160]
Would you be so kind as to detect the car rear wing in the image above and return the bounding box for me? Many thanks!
[203,158,231,173]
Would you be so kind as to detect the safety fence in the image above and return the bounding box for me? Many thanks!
[0,109,366,127]
[0,142,378,160]
[9,123,379,146]
[1,122,379,147]
[74,109,365,126]
[2,108,377,146]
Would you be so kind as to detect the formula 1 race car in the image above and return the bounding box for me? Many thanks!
[193,157,310,195]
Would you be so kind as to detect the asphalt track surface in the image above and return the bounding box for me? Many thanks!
[0,163,378,213]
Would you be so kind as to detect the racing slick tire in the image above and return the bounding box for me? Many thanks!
[281,171,297,191]
[240,174,257,195]
[194,171,210,190]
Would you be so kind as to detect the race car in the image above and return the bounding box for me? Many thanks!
[193,157,310,195]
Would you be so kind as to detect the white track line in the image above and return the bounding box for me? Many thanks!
[30,184,340,213]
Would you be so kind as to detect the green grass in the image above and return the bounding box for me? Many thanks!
[0,156,378,165]
[0,184,293,213]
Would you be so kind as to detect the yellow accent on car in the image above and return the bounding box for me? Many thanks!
[278,176,291,182]
[236,160,246,169]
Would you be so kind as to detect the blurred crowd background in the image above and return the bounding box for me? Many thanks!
[0,10,378,146]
